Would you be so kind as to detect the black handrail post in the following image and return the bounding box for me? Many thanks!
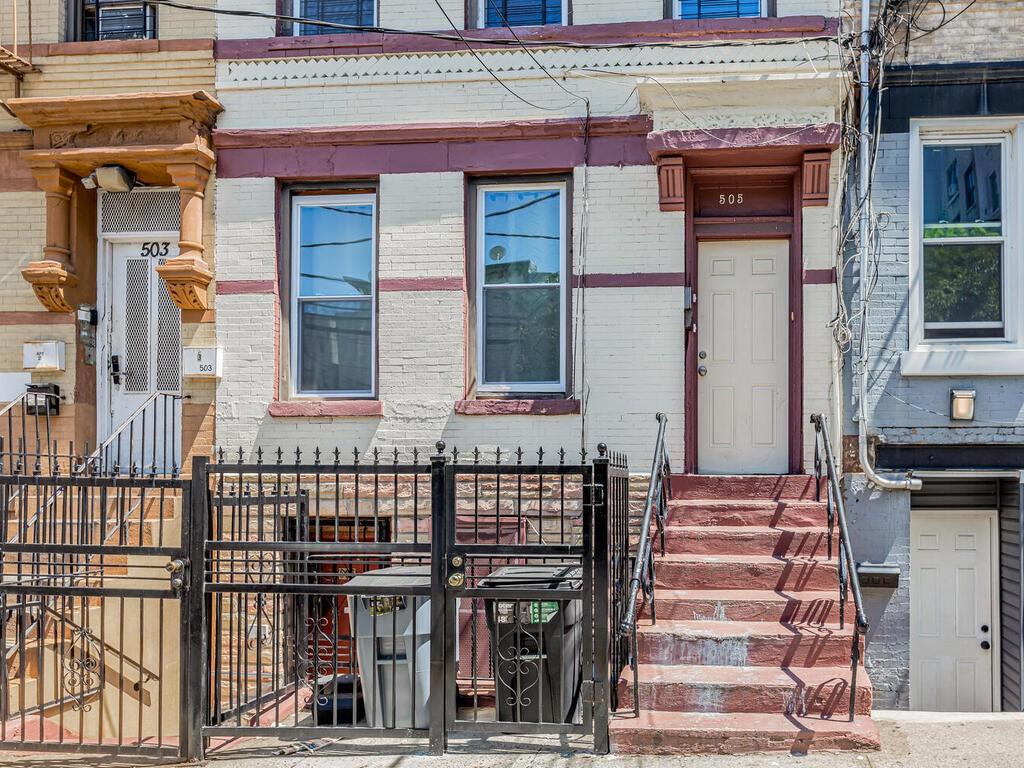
[428,442,448,756]
[592,445,611,755]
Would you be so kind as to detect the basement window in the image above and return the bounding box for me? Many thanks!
[79,1,156,41]
[676,1,763,19]
[478,0,567,28]
[293,0,376,36]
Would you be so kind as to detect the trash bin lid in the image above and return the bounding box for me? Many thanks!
[344,564,431,590]
[479,565,583,590]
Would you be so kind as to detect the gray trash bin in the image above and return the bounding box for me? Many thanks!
[346,565,431,728]
[480,565,584,724]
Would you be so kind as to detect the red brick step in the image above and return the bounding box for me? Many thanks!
[642,589,842,625]
[609,710,881,755]
[668,499,827,527]
[617,663,872,716]
[656,554,840,591]
[636,620,856,667]
[661,525,832,557]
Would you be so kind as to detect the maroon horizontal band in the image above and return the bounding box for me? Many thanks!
[269,400,384,417]
[217,280,277,295]
[379,277,464,292]
[456,399,580,416]
[573,272,686,289]
[649,124,841,155]
[215,117,652,178]
[216,16,836,60]
[803,267,837,285]
[0,311,75,325]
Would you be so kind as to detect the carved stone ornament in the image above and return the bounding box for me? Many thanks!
[21,260,78,313]
[156,256,213,311]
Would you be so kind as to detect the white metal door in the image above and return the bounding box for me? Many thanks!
[101,238,182,472]
[910,511,998,712]
[696,239,789,474]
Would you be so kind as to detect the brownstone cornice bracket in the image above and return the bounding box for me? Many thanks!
[5,91,222,314]
[802,150,832,207]
[656,156,686,212]
[21,165,78,313]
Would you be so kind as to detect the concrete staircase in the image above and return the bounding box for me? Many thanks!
[610,475,880,755]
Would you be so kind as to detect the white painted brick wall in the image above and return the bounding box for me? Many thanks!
[217,0,277,39]
[573,165,684,275]
[577,1,663,25]
[777,1,836,16]
[213,177,278,281]
[379,173,464,279]
[0,191,47,312]
[380,0,464,30]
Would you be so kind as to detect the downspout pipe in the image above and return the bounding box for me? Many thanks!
[856,0,922,492]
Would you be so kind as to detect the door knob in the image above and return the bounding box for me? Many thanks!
[981,640,991,650]
[698,365,708,377]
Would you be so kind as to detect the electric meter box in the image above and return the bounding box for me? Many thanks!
[183,347,222,379]
[22,341,66,372]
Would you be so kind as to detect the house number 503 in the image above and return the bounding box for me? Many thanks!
[141,242,170,257]
[719,193,744,205]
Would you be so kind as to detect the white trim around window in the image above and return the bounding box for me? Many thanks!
[476,0,569,29]
[290,193,377,398]
[903,117,1024,376]
[475,181,568,394]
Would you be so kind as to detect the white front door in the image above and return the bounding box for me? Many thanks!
[99,238,182,472]
[911,511,998,712]
[696,239,789,474]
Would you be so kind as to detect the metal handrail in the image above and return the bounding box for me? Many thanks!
[810,413,867,720]
[616,413,670,716]
[77,390,182,476]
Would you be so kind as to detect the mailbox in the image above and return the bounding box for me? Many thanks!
[856,562,901,590]
[183,347,222,379]
[23,341,66,372]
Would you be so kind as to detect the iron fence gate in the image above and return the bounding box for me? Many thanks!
[199,444,620,756]
[0,467,197,758]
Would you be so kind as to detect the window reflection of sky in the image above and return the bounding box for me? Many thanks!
[483,189,561,285]
[299,204,374,296]
[923,145,1001,235]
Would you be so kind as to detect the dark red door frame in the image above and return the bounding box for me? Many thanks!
[682,166,804,475]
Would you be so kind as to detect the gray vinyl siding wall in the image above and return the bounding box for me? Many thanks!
[999,478,1024,711]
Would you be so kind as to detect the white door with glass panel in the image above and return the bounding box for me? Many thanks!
[100,237,182,473]
[910,511,997,711]
[696,239,789,474]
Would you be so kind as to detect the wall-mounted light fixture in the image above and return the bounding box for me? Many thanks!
[950,389,976,421]
[82,165,137,193]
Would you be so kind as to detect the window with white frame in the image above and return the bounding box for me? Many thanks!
[920,140,1006,340]
[293,0,375,36]
[476,183,567,393]
[291,194,376,397]
[676,1,763,19]
[479,0,566,28]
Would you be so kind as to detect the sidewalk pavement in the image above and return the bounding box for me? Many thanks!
[3,712,1023,768]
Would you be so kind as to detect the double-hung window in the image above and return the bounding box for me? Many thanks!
[291,194,376,397]
[676,1,763,20]
[479,0,566,28]
[475,183,567,394]
[920,140,1006,340]
[293,0,376,36]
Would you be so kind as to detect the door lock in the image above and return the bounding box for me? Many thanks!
[698,365,708,377]
[698,350,708,360]
[109,354,122,386]
[447,572,466,588]
[447,552,466,589]
[981,624,990,633]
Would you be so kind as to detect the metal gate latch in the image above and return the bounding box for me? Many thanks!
[166,558,188,593]
[447,553,465,588]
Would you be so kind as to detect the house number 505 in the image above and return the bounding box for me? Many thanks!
[719,193,744,205]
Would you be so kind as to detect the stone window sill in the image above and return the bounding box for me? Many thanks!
[269,400,383,417]
[901,348,1024,377]
[455,399,580,416]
